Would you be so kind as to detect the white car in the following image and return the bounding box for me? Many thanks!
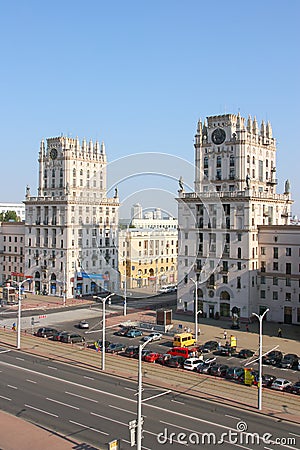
[270,378,292,391]
[142,332,162,342]
[183,357,205,371]
[78,320,89,329]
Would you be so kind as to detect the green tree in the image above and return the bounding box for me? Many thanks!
[0,210,20,222]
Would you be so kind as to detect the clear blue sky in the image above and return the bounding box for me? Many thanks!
[1,0,299,217]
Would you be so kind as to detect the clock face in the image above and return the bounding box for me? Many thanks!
[50,148,58,160]
[212,128,226,145]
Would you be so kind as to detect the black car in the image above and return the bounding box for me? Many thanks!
[201,340,219,353]
[209,364,229,377]
[288,382,300,395]
[124,346,139,358]
[262,350,283,365]
[34,327,58,338]
[238,349,255,359]
[61,333,85,344]
[261,374,277,388]
[219,345,234,356]
[115,326,136,336]
[280,354,299,369]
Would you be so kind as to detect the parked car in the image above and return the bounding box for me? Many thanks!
[141,349,152,360]
[200,341,219,353]
[78,320,89,329]
[144,352,161,363]
[61,333,85,344]
[142,332,162,342]
[115,326,136,336]
[271,378,292,391]
[261,374,277,387]
[126,329,143,338]
[218,345,234,356]
[238,349,255,359]
[225,367,244,380]
[124,346,139,358]
[35,327,58,338]
[106,343,126,354]
[287,382,300,395]
[209,364,229,377]
[52,331,69,341]
[183,357,205,371]
[159,285,177,294]
[164,356,186,368]
[197,357,217,374]
[156,353,172,365]
[280,354,299,369]
[262,350,283,366]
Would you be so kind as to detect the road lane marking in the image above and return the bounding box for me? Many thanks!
[0,395,11,401]
[47,366,57,370]
[2,358,296,447]
[109,404,139,415]
[69,420,109,435]
[289,433,300,438]
[84,376,94,380]
[47,397,80,410]
[26,379,37,384]
[143,390,171,403]
[171,399,185,405]
[66,391,98,403]
[0,350,11,354]
[7,385,18,389]
[16,357,24,361]
[25,404,58,417]
[225,414,242,420]
[124,387,135,391]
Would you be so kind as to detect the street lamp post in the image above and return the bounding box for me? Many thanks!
[16,278,32,350]
[136,337,153,450]
[94,293,115,371]
[252,308,269,411]
[123,270,127,316]
[190,278,198,341]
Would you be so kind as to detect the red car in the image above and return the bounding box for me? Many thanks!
[144,352,161,363]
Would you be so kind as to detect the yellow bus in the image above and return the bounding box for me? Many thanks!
[173,332,195,347]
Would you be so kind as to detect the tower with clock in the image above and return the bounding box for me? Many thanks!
[24,135,120,299]
[177,113,293,322]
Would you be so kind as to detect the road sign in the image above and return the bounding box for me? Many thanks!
[107,439,120,450]
[128,419,137,447]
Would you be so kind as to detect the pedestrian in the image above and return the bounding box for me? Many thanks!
[246,324,249,332]
[218,341,221,351]
[278,327,282,338]
[223,330,227,340]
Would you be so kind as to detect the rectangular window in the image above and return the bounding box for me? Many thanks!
[273,247,278,259]
[223,275,228,284]
[237,277,241,289]
[273,291,278,300]
[285,292,291,302]
[273,277,278,285]
[261,247,266,255]
[286,278,291,287]
[237,262,242,270]
[286,248,292,256]
[286,263,291,275]
[260,290,266,299]
[260,276,265,284]
[273,262,278,271]
[259,160,263,181]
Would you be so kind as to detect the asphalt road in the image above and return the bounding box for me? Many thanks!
[0,349,299,450]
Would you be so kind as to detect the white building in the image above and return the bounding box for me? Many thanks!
[177,113,293,321]
[24,136,119,298]
[0,222,26,285]
[0,203,25,221]
[257,225,300,324]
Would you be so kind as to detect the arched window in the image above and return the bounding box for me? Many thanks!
[52,169,55,177]
[237,247,242,258]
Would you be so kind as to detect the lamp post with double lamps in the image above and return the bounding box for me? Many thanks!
[252,308,269,411]
[93,293,115,371]
[13,278,32,350]
[136,336,154,450]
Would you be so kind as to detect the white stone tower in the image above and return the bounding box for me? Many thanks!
[177,113,293,320]
[24,136,119,298]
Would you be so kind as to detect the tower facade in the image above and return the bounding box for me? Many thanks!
[177,113,292,320]
[24,136,119,298]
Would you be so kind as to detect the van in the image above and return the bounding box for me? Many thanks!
[167,347,197,359]
[173,332,195,347]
